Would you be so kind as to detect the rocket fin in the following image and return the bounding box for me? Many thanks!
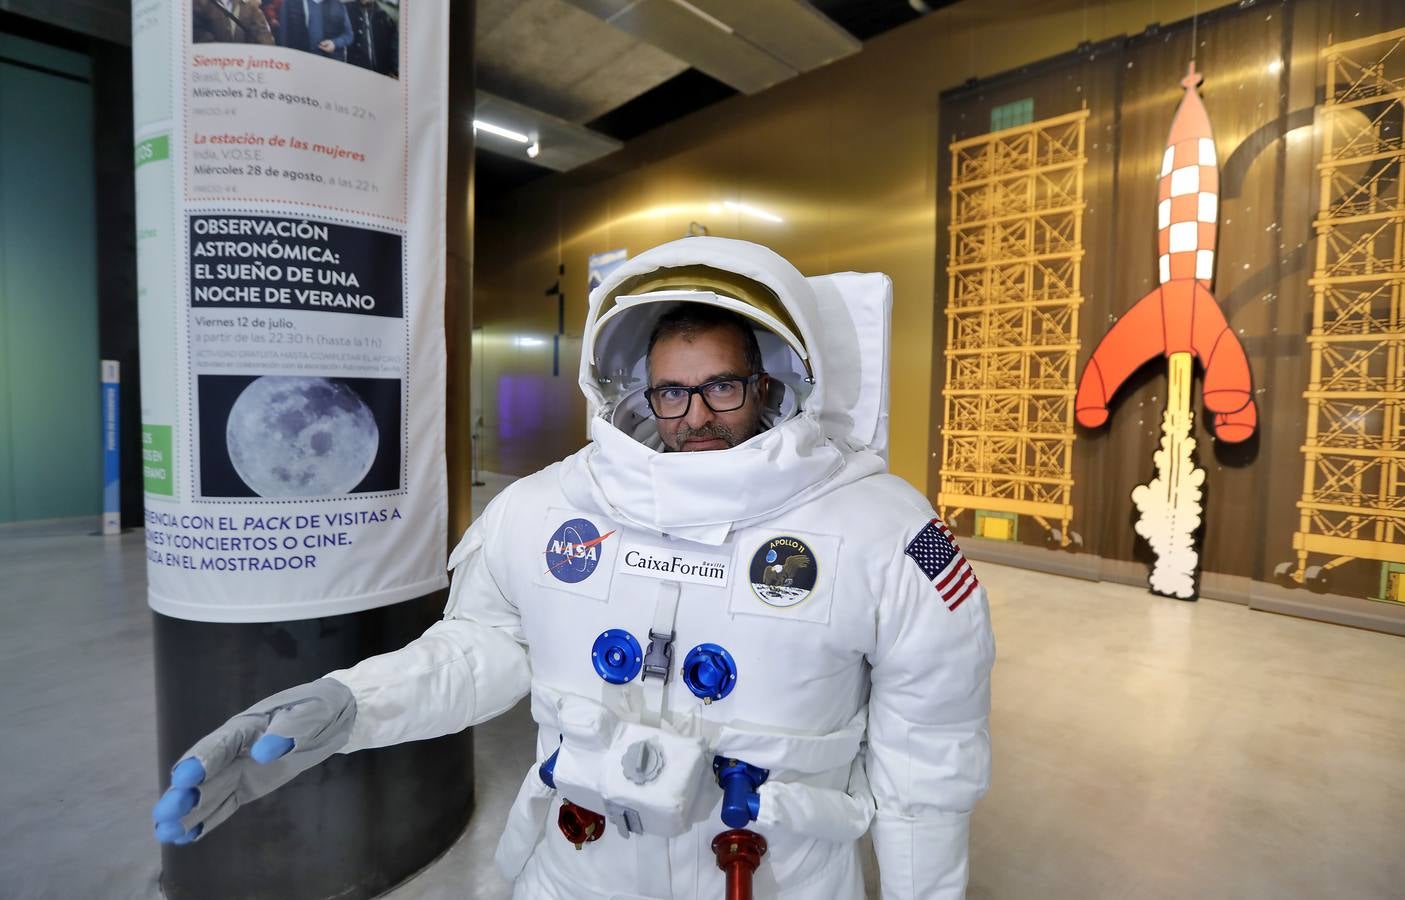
[1075,287,1167,428]
[1191,283,1254,418]
[1212,401,1257,443]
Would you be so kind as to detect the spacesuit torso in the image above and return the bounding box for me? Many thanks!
[327,238,994,900]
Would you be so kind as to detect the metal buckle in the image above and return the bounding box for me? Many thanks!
[641,628,674,682]
[604,800,644,839]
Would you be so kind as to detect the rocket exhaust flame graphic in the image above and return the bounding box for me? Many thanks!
[1075,62,1258,599]
[1130,354,1206,599]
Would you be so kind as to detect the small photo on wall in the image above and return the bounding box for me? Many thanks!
[196,374,402,498]
[192,0,401,79]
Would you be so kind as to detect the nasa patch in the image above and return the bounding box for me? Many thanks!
[748,535,819,608]
[531,508,621,600]
[544,518,613,583]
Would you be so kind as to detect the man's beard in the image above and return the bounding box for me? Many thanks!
[670,422,741,451]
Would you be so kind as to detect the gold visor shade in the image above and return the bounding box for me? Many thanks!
[597,264,814,380]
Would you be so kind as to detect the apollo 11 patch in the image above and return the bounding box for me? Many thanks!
[748,535,819,608]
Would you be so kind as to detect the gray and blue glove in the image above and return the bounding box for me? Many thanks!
[152,677,356,844]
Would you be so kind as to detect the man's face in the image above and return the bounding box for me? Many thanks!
[647,325,768,452]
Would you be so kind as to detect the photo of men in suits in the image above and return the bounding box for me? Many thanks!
[191,0,400,80]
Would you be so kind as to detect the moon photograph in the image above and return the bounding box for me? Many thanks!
[198,375,402,498]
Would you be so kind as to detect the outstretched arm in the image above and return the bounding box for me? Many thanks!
[152,492,531,843]
[327,492,531,752]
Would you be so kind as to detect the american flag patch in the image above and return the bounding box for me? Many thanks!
[904,519,980,611]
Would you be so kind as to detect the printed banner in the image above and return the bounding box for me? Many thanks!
[132,0,448,622]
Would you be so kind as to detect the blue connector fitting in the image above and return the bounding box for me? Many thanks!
[592,629,644,684]
[713,756,767,829]
[539,746,560,789]
[682,643,738,703]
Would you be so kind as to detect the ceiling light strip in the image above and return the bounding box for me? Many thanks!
[472,119,530,143]
[665,0,734,35]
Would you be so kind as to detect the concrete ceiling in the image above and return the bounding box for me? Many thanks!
[476,0,690,125]
[560,0,860,95]
[474,0,927,179]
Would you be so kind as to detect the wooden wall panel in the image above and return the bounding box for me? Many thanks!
[932,0,1405,628]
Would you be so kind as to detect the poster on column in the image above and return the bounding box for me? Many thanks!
[133,0,448,622]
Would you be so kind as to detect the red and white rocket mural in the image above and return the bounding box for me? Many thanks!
[1074,62,1258,599]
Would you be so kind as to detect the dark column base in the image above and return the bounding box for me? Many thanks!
[154,591,474,900]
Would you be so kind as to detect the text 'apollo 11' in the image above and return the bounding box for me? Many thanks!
[904,520,980,612]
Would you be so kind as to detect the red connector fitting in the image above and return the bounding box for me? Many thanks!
[711,828,768,900]
[557,799,605,850]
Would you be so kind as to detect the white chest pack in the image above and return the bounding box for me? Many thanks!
[550,693,712,839]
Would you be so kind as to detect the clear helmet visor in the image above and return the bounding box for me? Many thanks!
[585,267,815,443]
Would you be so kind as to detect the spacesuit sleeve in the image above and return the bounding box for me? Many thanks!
[865,526,995,899]
[325,493,532,754]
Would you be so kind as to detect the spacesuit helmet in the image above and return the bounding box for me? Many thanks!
[582,238,822,451]
[582,235,892,463]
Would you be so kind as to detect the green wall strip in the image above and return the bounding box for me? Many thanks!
[0,35,99,523]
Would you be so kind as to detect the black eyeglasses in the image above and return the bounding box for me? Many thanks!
[644,374,764,419]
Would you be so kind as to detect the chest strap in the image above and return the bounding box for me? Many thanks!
[640,580,680,728]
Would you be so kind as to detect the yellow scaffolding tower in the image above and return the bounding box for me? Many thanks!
[938,109,1088,549]
[1284,27,1405,599]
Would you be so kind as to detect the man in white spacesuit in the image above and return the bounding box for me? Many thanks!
[152,237,995,899]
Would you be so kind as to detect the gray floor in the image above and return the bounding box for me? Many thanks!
[2,474,1402,899]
